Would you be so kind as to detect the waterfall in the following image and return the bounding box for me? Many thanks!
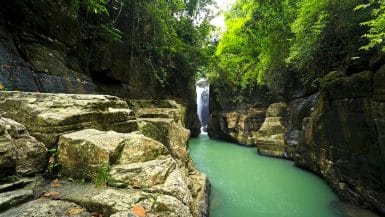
[196,78,209,132]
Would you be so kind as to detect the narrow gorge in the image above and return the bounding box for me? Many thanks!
[0,0,385,217]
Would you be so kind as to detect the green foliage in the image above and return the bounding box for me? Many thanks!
[289,0,369,87]
[95,164,110,187]
[69,0,109,15]
[47,148,62,177]
[112,0,214,87]
[68,0,214,89]
[211,0,376,99]
[357,0,385,52]
[210,0,298,95]
[288,0,329,68]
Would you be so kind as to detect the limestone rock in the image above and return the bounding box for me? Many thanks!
[0,178,37,193]
[285,94,319,158]
[254,103,288,158]
[137,118,192,174]
[0,176,45,212]
[265,102,287,117]
[58,129,132,180]
[374,65,385,101]
[0,26,40,92]
[294,70,385,214]
[0,92,135,146]
[0,118,46,177]
[41,182,192,217]
[332,201,380,217]
[148,168,193,206]
[207,108,266,145]
[0,189,33,211]
[150,194,192,217]
[109,157,175,188]
[128,99,201,137]
[0,199,91,217]
[116,133,169,164]
[127,99,186,125]
[322,71,373,100]
[0,131,15,178]
[188,172,210,217]
[110,211,136,217]
[0,92,209,217]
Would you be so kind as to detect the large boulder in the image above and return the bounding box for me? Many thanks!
[137,118,192,172]
[57,128,195,216]
[0,92,210,217]
[58,128,205,217]
[127,99,186,125]
[58,129,132,180]
[0,118,46,177]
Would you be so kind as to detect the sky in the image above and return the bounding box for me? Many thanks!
[209,0,236,30]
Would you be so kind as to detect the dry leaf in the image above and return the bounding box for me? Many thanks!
[51,179,63,188]
[67,207,83,216]
[42,191,61,199]
[131,205,146,217]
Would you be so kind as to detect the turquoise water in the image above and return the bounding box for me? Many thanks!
[189,134,342,217]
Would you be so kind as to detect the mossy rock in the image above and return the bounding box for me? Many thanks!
[321,71,373,100]
[265,103,287,117]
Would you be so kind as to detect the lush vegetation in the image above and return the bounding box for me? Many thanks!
[358,0,385,52]
[3,0,385,102]
[209,0,384,100]
[68,0,214,88]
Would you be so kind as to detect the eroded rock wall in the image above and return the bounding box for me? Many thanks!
[294,69,385,214]
[208,65,385,215]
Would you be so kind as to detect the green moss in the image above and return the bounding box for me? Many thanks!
[320,71,344,88]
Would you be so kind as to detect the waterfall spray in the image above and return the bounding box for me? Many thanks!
[196,78,209,133]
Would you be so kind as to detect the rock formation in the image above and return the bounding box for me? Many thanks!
[208,108,266,145]
[208,66,385,215]
[254,102,288,158]
[0,92,209,217]
[294,69,385,214]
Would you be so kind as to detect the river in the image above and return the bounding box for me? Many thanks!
[189,134,348,217]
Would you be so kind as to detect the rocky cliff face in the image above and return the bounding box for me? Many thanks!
[0,92,209,217]
[207,107,266,145]
[208,66,385,214]
[294,69,385,214]
[207,83,271,145]
[0,0,200,136]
